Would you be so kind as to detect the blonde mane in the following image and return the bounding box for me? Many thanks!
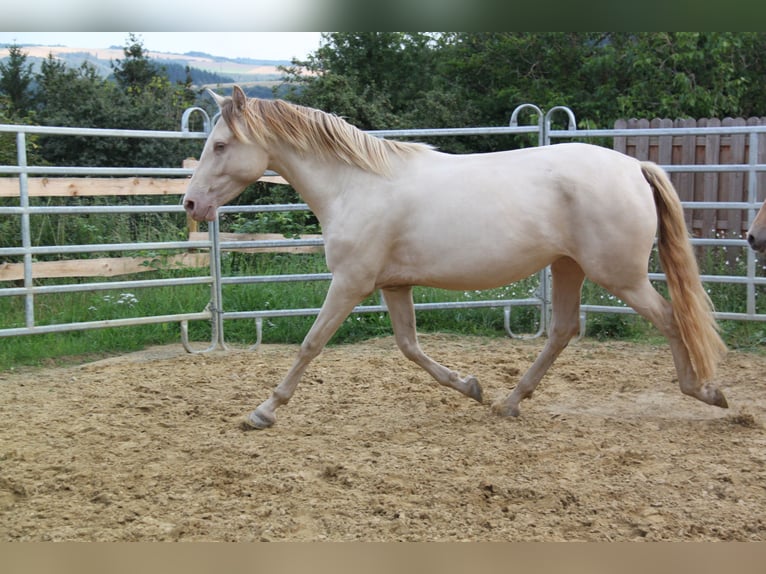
[220,97,430,175]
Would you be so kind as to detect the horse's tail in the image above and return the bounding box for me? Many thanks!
[641,161,727,381]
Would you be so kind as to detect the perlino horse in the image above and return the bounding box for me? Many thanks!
[183,87,728,429]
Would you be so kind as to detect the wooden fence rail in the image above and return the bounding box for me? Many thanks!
[0,159,292,281]
[614,117,766,237]
[0,177,189,198]
[6,116,766,282]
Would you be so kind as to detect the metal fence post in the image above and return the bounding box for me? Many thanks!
[746,131,759,317]
[3,113,763,350]
[16,132,34,330]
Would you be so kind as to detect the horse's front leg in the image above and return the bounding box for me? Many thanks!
[246,277,370,429]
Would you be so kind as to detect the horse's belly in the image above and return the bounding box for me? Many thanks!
[379,240,556,291]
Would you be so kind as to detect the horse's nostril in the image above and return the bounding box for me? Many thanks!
[184,199,194,212]
[747,234,755,247]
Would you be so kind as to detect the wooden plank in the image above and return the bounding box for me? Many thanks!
[702,118,720,237]
[0,177,189,197]
[258,175,289,185]
[677,118,697,232]
[613,115,765,239]
[0,232,322,281]
[746,118,766,234]
[613,119,627,154]
[657,118,674,166]
[0,252,210,281]
[189,232,323,254]
[727,117,747,236]
[0,174,289,197]
[647,118,659,162]
[625,118,639,157]
[634,119,650,159]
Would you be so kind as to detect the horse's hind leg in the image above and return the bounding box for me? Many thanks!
[382,286,483,403]
[607,279,727,408]
[492,257,586,417]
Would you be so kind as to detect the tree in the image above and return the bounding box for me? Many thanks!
[33,55,127,166]
[31,35,199,168]
[0,43,34,117]
[282,32,766,145]
[110,34,196,131]
[111,33,161,94]
[280,33,441,130]
[111,37,197,168]
[596,32,766,121]
[0,95,19,164]
[437,32,766,127]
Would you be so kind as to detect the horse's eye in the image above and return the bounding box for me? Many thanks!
[213,141,226,153]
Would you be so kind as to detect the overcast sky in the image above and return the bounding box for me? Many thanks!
[0,32,323,61]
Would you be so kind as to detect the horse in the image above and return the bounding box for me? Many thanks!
[747,201,766,252]
[183,86,728,429]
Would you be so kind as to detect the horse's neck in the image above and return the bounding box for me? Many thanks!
[268,146,376,225]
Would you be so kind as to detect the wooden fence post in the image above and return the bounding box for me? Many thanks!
[614,116,766,239]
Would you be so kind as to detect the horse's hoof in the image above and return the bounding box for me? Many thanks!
[465,376,484,403]
[491,399,520,418]
[711,388,729,409]
[683,383,729,410]
[243,409,275,430]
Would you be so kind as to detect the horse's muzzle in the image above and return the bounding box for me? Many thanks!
[748,232,766,252]
[183,198,216,222]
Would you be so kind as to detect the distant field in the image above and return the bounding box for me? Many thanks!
[0,45,290,85]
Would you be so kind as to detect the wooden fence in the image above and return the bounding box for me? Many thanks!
[6,117,766,282]
[613,117,766,238]
[0,160,322,282]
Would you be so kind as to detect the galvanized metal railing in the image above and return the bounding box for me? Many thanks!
[198,104,553,350]
[547,122,766,327]
[0,123,217,345]
[2,106,765,354]
[0,108,552,351]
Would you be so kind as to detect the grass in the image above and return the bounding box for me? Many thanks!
[1,240,765,371]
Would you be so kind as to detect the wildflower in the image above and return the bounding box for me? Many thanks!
[115,293,138,307]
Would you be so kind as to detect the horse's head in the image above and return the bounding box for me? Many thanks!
[183,86,269,222]
[747,202,766,253]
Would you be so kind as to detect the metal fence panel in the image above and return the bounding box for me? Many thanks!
[1,106,765,355]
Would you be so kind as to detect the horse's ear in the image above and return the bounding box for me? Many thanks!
[231,85,248,114]
[206,88,226,109]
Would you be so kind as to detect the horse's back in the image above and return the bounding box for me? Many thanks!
[402,143,656,236]
[374,143,658,290]
[467,142,643,184]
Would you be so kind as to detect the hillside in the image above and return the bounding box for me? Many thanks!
[0,44,292,88]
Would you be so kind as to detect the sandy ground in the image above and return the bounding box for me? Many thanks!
[1,334,765,542]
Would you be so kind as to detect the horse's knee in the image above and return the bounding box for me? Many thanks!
[558,323,580,341]
[548,320,579,347]
[299,337,324,359]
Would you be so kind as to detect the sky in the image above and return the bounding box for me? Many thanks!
[3,0,345,34]
[0,32,324,62]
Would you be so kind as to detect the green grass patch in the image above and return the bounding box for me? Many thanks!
[2,241,765,371]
